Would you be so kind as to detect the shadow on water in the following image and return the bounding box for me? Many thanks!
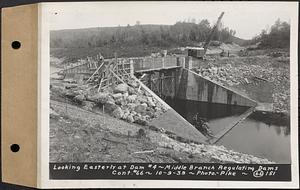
[164,97,249,134]
[165,97,291,164]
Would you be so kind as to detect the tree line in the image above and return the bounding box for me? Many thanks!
[252,19,290,49]
[50,19,237,49]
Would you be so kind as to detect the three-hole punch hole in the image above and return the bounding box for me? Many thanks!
[10,144,20,152]
[10,42,21,152]
[10,42,21,151]
[11,41,21,49]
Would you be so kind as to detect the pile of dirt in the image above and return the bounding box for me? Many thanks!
[206,42,244,55]
[219,43,243,52]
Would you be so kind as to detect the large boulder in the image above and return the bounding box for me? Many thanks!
[141,103,148,108]
[127,103,137,109]
[127,95,137,103]
[114,83,128,93]
[112,93,123,99]
[65,84,78,89]
[134,104,147,114]
[128,80,139,88]
[137,95,148,103]
[82,101,95,111]
[112,107,124,119]
[74,94,85,103]
[106,96,115,104]
[121,109,130,120]
[104,102,118,113]
[128,87,136,95]
[115,98,123,105]
[64,90,79,98]
[88,92,109,104]
[134,117,149,126]
[147,96,156,107]
[123,92,129,98]
[126,114,135,123]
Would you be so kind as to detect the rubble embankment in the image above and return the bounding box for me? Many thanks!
[51,78,169,127]
[193,55,290,114]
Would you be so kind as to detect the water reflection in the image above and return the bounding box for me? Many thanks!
[248,111,290,136]
[217,114,290,163]
[165,97,249,134]
[164,97,291,163]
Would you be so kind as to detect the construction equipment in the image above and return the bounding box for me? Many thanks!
[203,12,224,54]
[185,12,225,59]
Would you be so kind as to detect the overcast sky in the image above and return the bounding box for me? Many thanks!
[45,1,296,39]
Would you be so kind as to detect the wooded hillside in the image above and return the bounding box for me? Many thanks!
[252,19,290,49]
[51,20,240,49]
[50,20,252,62]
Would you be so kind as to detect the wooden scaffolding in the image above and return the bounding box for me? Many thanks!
[85,53,133,92]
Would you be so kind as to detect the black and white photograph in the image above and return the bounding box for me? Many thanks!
[46,1,297,186]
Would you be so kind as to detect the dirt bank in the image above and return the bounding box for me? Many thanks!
[50,100,273,164]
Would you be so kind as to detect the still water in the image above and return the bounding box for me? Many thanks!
[165,97,291,163]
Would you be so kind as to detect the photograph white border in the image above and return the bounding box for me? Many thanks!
[39,2,299,188]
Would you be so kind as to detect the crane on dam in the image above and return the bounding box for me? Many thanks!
[185,12,225,59]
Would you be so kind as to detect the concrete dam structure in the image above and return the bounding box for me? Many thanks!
[176,68,257,107]
[136,57,258,144]
[140,67,257,108]
[61,55,259,144]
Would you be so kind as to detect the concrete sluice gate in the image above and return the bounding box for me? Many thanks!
[136,62,257,144]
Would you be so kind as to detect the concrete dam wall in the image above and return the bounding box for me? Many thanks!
[134,59,258,144]
[174,68,257,107]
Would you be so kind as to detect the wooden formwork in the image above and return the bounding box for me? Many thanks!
[85,55,133,92]
[63,54,185,93]
[61,53,133,92]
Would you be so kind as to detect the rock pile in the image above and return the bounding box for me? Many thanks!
[193,57,290,114]
[155,134,274,164]
[89,83,168,125]
[54,78,168,126]
[194,63,273,87]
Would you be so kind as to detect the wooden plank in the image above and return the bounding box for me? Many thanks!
[86,61,105,83]
[98,78,103,92]
[109,69,126,84]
